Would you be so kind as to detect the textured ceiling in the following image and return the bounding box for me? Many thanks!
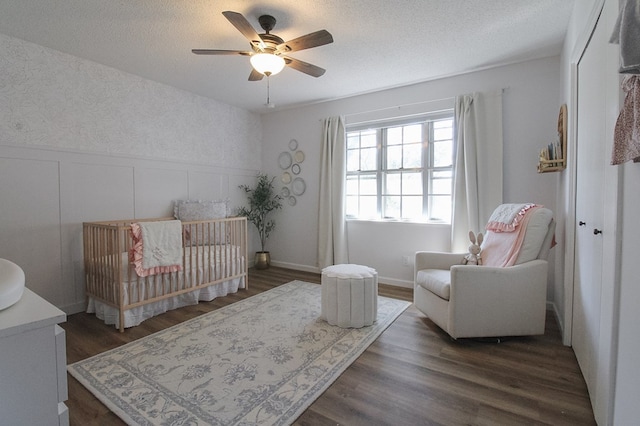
[0,0,575,113]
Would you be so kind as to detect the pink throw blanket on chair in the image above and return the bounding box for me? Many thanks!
[481,205,541,267]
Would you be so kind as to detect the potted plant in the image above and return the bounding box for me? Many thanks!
[238,173,283,269]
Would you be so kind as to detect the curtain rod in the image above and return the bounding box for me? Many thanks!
[321,88,508,122]
[343,96,456,120]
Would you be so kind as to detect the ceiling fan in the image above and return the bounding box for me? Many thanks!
[192,11,333,81]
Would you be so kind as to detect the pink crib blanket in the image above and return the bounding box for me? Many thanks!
[130,220,183,277]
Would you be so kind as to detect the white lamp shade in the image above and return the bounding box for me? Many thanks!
[250,53,286,76]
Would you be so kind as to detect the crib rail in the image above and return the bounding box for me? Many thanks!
[83,216,248,331]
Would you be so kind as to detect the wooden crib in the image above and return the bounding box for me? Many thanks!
[83,216,247,332]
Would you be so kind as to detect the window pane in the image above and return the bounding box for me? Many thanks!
[402,196,423,219]
[429,195,452,221]
[361,147,377,170]
[383,196,400,218]
[434,120,453,142]
[387,127,402,145]
[434,119,451,128]
[347,149,360,172]
[434,127,452,141]
[360,196,377,218]
[361,131,377,148]
[384,173,401,195]
[433,141,453,167]
[346,175,359,195]
[403,143,422,168]
[346,195,359,217]
[347,134,359,149]
[386,145,402,169]
[360,175,377,195]
[404,124,422,143]
[403,172,422,195]
[431,177,452,195]
[433,170,452,179]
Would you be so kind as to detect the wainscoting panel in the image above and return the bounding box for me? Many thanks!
[1,145,260,313]
[60,161,136,309]
[134,167,189,218]
[188,171,229,202]
[65,162,136,221]
[0,157,63,305]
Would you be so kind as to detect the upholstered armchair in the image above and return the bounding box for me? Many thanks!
[414,205,555,339]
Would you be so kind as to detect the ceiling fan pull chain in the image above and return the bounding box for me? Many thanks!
[266,76,275,108]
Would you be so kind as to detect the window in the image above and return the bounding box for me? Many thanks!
[346,112,454,222]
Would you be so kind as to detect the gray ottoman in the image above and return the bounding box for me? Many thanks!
[320,264,378,328]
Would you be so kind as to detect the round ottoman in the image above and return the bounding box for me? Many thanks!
[320,264,378,328]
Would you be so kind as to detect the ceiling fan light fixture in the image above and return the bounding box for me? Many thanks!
[250,53,285,76]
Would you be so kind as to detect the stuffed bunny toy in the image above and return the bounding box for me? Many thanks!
[462,231,483,265]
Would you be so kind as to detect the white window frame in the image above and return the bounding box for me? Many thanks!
[345,111,454,223]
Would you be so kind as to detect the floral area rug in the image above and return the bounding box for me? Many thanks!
[68,280,410,425]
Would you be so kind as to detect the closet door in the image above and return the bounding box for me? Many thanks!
[572,0,620,423]
[573,19,605,404]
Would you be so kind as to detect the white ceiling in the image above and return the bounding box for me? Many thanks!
[0,0,575,113]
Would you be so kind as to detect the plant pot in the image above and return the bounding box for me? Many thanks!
[254,251,271,270]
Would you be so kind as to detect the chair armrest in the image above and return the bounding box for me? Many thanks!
[414,251,466,274]
[449,260,548,293]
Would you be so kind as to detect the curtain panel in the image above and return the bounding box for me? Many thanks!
[451,90,504,252]
[318,116,349,268]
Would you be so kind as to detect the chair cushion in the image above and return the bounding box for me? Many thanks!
[416,269,451,300]
[515,207,553,264]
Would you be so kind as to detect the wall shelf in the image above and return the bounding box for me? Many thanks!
[538,104,567,173]
[537,158,566,173]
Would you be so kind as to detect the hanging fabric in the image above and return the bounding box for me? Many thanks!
[609,0,640,74]
[611,75,640,164]
[318,116,349,268]
[451,90,504,252]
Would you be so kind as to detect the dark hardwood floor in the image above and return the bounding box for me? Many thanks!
[62,267,595,425]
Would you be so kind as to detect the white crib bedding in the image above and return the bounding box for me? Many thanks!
[120,244,243,283]
[87,244,245,329]
[87,276,245,330]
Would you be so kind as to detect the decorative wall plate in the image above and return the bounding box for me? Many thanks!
[291,163,301,175]
[281,187,290,197]
[291,177,306,196]
[288,139,298,151]
[288,195,297,206]
[294,150,305,163]
[278,152,292,169]
[281,172,291,184]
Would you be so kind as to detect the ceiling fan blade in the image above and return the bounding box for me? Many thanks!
[192,49,251,56]
[248,69,264,81]
[283,56,326,77]
[275,30,333,54]
[222,11,266,51]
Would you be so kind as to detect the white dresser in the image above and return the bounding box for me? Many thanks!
[0,288,68,425]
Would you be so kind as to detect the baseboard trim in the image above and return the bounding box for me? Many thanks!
[377,276,414,289]
[270,260,321,274]
[270,261,414,289]
[61,301,86,316]
[546,300,567,345]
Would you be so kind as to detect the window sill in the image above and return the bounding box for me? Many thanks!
[346,218,451,227]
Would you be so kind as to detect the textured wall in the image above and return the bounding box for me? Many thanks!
[0,32,262,311]
[0,33,261,169]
